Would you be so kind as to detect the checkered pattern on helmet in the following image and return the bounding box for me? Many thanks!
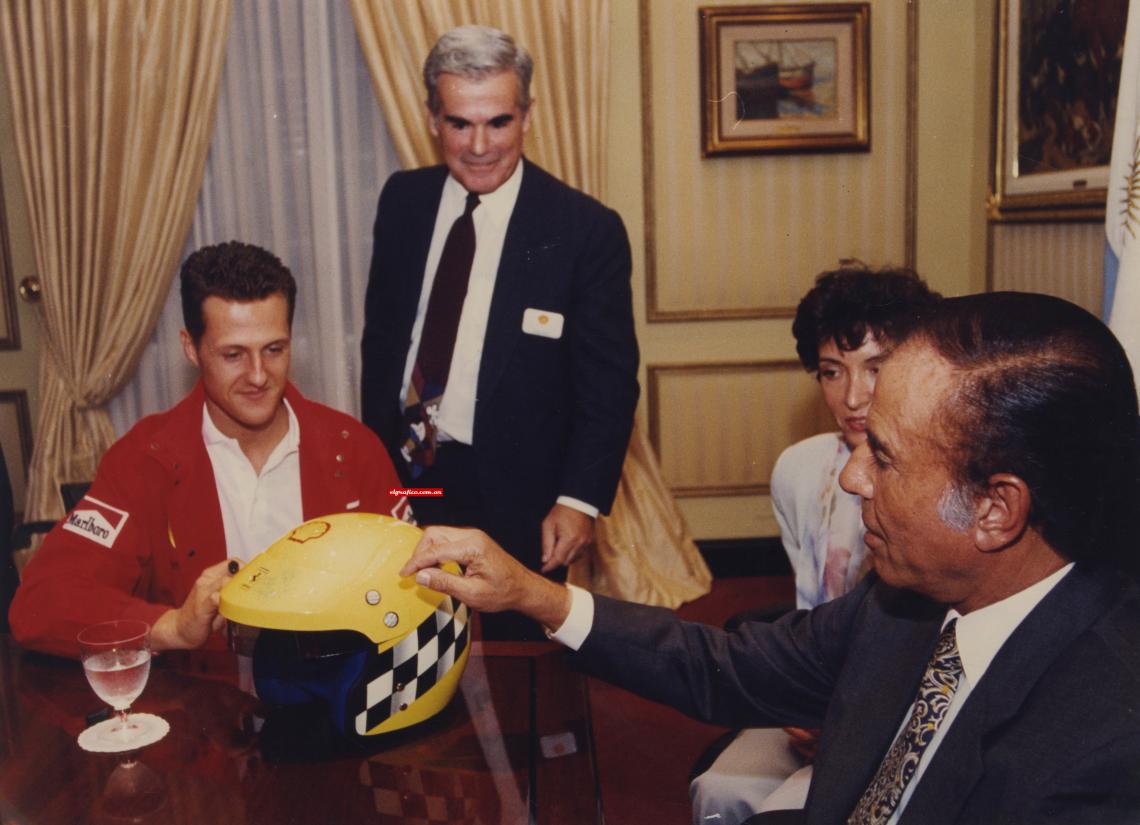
[354,596,470,734]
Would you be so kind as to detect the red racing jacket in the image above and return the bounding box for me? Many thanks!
[10,382,411,672]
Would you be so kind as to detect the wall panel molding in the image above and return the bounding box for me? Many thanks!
[648,359,832,496]
[987,220,1103,314]
[641,0,917,321]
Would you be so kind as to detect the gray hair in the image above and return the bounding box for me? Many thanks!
[937,482,974,532]
[423,25,534,116]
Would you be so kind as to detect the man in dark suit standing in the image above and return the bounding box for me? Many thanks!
[403,292,1140,822]
[360,25,638,639]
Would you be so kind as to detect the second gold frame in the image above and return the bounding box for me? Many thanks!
[699,3,871,157]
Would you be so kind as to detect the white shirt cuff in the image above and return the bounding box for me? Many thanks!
[546,583,594,651]
[556,495,599,519]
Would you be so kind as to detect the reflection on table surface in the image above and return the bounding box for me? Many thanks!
[0,634,600,824]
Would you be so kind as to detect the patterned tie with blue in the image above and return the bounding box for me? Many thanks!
[400,191,480,478]
[848,619,962,825]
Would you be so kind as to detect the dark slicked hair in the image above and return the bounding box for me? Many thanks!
[912,292,1140,574]
[180,241,296,345]
[792,264,941,373]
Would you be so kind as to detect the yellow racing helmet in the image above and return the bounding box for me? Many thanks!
[219,513,471,737]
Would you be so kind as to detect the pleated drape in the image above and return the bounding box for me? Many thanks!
[348,0,608,196]
[0,1,230,546]
[349,0,711,607]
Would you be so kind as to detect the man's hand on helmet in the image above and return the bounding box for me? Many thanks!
[401,526,572,631]
[150,558,236,651]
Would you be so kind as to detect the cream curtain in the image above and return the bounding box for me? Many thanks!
[110,0,400,433]
[0,1,230,539]
[348,0,608,195]
[349,0,711,606]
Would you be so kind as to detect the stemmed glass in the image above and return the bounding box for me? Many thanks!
[77,620,152,744]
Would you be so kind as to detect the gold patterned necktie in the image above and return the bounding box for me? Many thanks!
[848,619,962,825]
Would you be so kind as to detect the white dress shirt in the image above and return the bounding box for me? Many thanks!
[400,163,523,445]
[399,161,597,518]
[551,564,1077,818]
[202,399,304,692]
[202,400,303,562]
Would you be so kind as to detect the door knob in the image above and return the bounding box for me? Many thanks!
[17,275,40,303]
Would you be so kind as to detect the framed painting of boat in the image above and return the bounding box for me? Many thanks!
[989,0,1126,220]
[699,3,870,156]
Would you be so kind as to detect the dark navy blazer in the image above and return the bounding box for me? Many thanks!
[360,159,638,568]
[573,565,1140,824]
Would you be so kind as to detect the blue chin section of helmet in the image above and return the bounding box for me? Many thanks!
[252,630,369,737]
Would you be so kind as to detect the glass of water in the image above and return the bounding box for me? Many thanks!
[77,620,152,740]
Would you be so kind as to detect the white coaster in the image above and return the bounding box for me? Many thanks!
[78,713,169,754]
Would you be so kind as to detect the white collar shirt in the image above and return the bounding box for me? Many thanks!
[400,160,524,445]
[201,399,304,563]
[202,400,303,694]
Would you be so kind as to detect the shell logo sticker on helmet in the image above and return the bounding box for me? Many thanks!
[288,520,331,543]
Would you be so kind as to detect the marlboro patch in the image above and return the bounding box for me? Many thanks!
[62,495,130,549]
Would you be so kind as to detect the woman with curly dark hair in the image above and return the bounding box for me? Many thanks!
[691,264,940,825]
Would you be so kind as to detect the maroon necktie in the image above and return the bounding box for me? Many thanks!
[400,191,480,477]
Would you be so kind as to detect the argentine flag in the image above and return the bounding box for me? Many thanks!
[1106,0,1140,391]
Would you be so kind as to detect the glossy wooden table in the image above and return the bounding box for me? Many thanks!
[0,635,601,824]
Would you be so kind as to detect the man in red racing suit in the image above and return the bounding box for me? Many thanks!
[10,242,410,676]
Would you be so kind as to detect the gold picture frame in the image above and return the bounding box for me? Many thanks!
[0,170,19,350]
[699,3,870,157]
[988,0,1126,221]
[0,389,32,518]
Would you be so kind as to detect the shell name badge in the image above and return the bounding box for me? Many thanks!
[522,308,564,339]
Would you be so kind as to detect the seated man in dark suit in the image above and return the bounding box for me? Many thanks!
[402,291,1140,824]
